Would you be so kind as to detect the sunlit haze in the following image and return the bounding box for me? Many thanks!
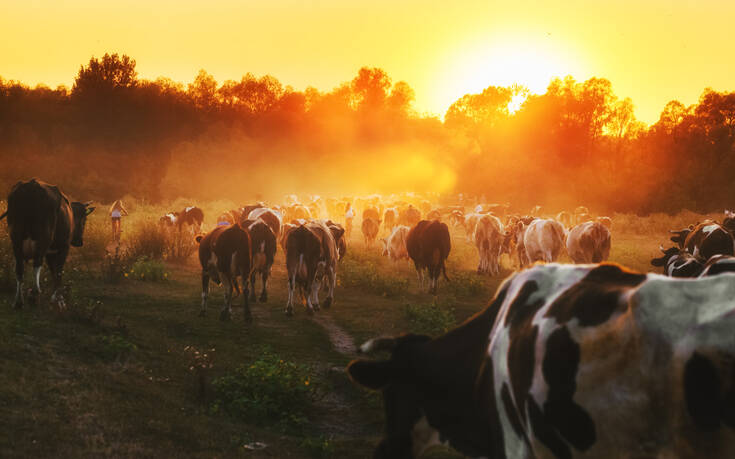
[3,0,735,123]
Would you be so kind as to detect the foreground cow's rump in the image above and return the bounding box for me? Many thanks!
[196,224,252,321]
[2,179,94,308]
[241,219,277,303]
[348,263,735,458]
[406,220,450,294]
[566,221,611,263]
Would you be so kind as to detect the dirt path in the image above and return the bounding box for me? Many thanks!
[309,313,357,356]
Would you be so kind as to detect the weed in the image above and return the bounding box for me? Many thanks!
[212,350,316,432]
[444,270,486,297]
[127,257,169,282]
[128,221,169,260]
[95,333,137,362]
[339,256,408,297]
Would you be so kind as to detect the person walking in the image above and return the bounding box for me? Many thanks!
[109,199,128,241]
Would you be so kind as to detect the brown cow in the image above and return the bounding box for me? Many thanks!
[196,224,252,321]
[325,220,347,261]
[383,207,398,232]
[241,219,277,303]
[406,220,451,294]
[247,207,282,237]
[362,217,381,247]
[398,205,421,227]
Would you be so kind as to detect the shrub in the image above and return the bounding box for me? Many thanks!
[127,257,169,282]
[100,244,134,283]
[212,351,315,432]
[166,226,198,262]
[404,300,456,336]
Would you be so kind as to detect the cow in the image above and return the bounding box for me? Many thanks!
[1,179,94,309]
[363,207,381,223]
[463,212,484,241]
[176,206,204,231]
[699,254,735,278]
[196,224,252,321]
[529,205,542,216]
[669,225,694,248]
[680,221,735,261]
[362,217,381,247]
[284,204,311,223]
[473,214,504,276]
[399,205,421,228]
[279,222,298,252]
[596,216,612,229]
[348,263,735,459]
[449,209,465,228]
[556,210,572,228]
[426,209,441,221]
[240,203,264,218]
[650,246,705,277]
[724,210,735,233]
[381,225,410,261]
[284,225,321,316]
[521,218,566,266]
[325,220,347,261]
[241,219,277,303]
[307,220,339,309]
[406,220,451,294]
[247,207,282,237]
[566,221,611,264]
[160,213,177,227]
[383,208,398,232]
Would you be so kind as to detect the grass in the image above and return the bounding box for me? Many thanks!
[0,202,711,458]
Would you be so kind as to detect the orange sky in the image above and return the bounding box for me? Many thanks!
[2,0,733,124]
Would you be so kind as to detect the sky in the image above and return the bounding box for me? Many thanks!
[1,0,733,124]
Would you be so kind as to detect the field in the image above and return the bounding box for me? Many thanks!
[0,201,720,458]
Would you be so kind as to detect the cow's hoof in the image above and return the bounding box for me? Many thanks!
[198,310,206,317]
[219,310,231,321]
[313,303,320,312]
[259,292,268,303]
[324,297,332,309]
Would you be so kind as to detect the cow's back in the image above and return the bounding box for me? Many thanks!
[7,179,70,243]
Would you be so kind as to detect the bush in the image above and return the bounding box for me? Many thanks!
[404,300,456,336]
[127,257,169,282]
[165,226,198,262]
[100,244,134,283]
[212,351,315,432]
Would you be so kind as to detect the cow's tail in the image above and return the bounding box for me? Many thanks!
[0,211,6,220]
[442,259,450,282]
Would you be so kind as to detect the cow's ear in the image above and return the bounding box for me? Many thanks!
[85,206,96,215]
[347,360,394,390]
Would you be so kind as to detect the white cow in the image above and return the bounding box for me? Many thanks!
[381,225,410,261]
[522,218,566,265]
[566,221,611,264]
[473,214,504,275]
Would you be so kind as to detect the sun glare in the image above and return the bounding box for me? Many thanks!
[507,93,527,114]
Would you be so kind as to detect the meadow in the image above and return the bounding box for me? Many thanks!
[0,200,719,458]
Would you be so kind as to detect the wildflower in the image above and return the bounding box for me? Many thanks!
[304,380,310,386]
[124,273,129,277]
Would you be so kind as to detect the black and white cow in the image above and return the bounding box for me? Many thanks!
[698,254,735,278]
[651,246,705,277]
[348,263,735,458]
[1,179,94,309]
[670,221,734,261]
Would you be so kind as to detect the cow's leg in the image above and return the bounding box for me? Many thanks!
[242,276,252,323]
[200,271,210,317]
[12,243,24,309]
[286,267,295,316]
[259,267,269,303]
[323,266,335,309]
[305,266,317,315]
[220,274,233,321]
[45,248,68,310]
[311,274,321,312]
[28,249,44,306]
[249,270,258,303]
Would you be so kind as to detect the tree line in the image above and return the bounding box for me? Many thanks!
[1,53,733,213]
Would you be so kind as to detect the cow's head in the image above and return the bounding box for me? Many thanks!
[651,245,680,268]
[70,201,95,247]
[347,334,434,458]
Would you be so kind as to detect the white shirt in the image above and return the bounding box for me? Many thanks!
[111,209,121,218]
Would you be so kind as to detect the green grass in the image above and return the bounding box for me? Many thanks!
[0,204,699,457]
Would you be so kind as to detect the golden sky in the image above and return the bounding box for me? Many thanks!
[2,0,733,124]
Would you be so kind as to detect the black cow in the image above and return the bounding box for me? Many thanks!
[196,224,252,321]
[1,179,94,309]
[671,221,734,260]
[651,245,704,277]
[241,219,277,303]
[406,220,451,294]
[699,254,735,277]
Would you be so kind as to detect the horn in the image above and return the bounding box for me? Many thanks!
[83,200,94,206]
[659,244,665,252]
[359,337,397,354]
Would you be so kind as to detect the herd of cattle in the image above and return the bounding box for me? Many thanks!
[4,179,735,458]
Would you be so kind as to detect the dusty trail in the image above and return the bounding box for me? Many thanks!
[309,312,357,355]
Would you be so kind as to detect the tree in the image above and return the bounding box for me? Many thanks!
[72,53,137,97]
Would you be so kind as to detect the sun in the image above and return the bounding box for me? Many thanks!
[436,37,585,116]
